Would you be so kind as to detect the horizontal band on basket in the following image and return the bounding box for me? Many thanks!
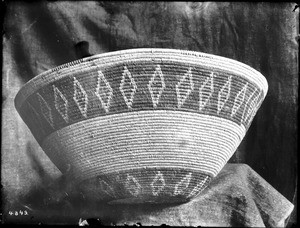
[17,60,264,142]
[14,49,268,108]
[78,167,212,203]
[41,110,246,181]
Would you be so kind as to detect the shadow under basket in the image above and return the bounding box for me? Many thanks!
[14,48,268,204]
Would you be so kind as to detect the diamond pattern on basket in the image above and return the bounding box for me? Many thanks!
[188,176,209,198]
[27,101,47,134]
[248,93,261,122]
[37,93,54,128]
[174,172,192,195]
[148,65,166,108]
[73,77,88,118]
[231,83,248,117]
[120,66,137,109]
[150,171,166,196]
[199,72,214,111]
[242,89,259,124]
[217,76,232,114]
[125,174,141,196]
[95,70,113,113]
[26,65,262,139]
[176,67,194,108]
[53,85,69,123]
[99,179,116,198]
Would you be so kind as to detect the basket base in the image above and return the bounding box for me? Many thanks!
[108,196,188,205]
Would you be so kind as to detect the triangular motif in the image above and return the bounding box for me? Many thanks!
[73,77,88,118]
[37,93,54,128]
[176,68,194,108]
[125,174,141,196]
[99,179,116,198]
[231,83,248,117]
[174,173,192,195]
[150,171,166,196]
[217,76,232,114]
[199,72,214,111]
[53,85,69,123]
[242,89,260,124]
[27,101,46,134]
[188,176,209,198]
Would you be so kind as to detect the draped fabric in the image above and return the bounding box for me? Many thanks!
[2,1,298,226]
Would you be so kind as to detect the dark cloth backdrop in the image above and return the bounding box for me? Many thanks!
[2,1,298,226]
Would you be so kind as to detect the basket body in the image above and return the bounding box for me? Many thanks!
[15,49,268,203]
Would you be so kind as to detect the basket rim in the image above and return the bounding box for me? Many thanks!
[14,48,268,110]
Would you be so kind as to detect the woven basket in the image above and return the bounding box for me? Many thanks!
[15,48,268,204]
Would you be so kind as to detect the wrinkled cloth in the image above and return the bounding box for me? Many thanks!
[2,1,297,226]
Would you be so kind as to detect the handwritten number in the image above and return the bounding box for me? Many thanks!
[8,210,29,216]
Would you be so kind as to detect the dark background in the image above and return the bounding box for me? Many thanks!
[2,1,298,225]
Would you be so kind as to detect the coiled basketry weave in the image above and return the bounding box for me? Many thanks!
[15,48,268,204]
